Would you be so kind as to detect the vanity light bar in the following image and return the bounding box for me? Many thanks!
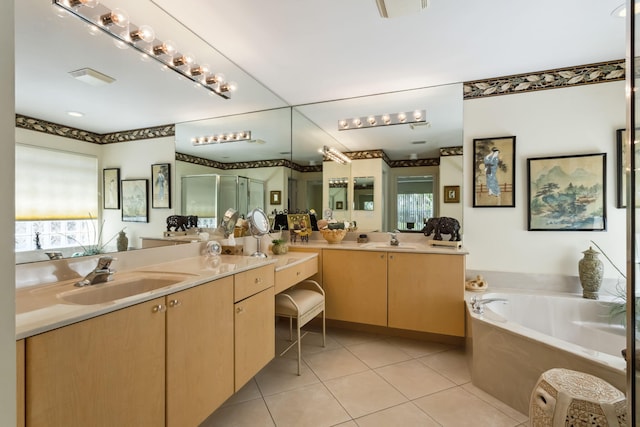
[338,110,426,131]
[191,131,252,146]
[53,0,237,99]
[319,145,351,165]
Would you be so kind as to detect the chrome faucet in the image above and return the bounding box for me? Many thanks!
[75,256,115,287]
[470,296,508,314]
[389,230,400,246]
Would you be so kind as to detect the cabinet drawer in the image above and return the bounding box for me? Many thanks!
[234,264,275,302]
[274,257,318,294]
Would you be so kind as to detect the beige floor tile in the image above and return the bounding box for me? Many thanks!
[255,356,320,396]
[334,422,358,427]
[375,359,456,399]
[384,336,456,358]
[304,347,369,381]
[324,370,407,419]
[462,382,529,423]
[202,397,275,427]
[354,402,441,427]
[346,339,412,368]
[328,327,382,347]
[419,348,471,385]
[221,378,262,408]
[414,387,521,427]
[264,382,351,427]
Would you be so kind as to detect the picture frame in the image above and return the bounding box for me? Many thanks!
[335,201,344,210]
[527,153,606,231]
[443,185,460,203]
[151,163,171,209]
[270,190,281,205]
[473,136,516,207]
[121,179,149,223]
[103,168,120,209]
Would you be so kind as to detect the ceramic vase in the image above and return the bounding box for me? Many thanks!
[117,230,128,252]
[578,246,603,299]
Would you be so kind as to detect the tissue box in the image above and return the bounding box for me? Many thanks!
[221,245,243,255]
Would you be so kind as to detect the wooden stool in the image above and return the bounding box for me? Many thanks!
[275,280,325,375]
[530,368,627,426]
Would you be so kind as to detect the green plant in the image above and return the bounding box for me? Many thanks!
[590,240,639,329]
[272,239,285,245]
[67,216,124,256]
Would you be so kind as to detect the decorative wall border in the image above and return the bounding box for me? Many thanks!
[463,59,624,99]
[440,146,463,156]
[16,114,174,144]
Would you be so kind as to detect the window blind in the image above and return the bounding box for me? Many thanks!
[16,144,98,220]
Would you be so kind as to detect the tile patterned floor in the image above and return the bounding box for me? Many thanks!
[201,324,528,426]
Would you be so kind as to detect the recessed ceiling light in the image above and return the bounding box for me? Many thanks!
[411,140,427,145]
[67,111,84,117]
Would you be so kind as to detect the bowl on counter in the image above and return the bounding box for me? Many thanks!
[320,228,347,244]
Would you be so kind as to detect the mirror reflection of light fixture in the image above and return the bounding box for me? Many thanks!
[338,110,426,131]
[191,131,252,146]
[53,0,237,99]
[376,0,429,18]
[319,146,351,165]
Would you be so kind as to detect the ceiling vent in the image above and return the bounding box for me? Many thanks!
[376,0,429,18]
[69,68,115,86]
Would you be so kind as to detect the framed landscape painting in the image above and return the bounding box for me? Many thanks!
[527,153,606,231]
[121,179,149,223]
[473,136,516,207]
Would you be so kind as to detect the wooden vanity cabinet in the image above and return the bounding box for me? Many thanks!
[25,277,235,427]
[26,297,166,427]
[322,250,388,326]
[234,265,275,391]
[17,339,24,427]
[388,252,465,336]
[287,247,323,285]
[166,276,234,427]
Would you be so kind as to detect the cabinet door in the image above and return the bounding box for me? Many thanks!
[166,277,234,427]
[17,339,24,427]
[388,253,465,336]
[234,286,275,391]
[323,250,387,326]
[26,298,166,427]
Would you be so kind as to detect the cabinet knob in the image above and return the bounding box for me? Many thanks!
[296,271,301,276]
[168,299,181,308]
[389,255,394,260]
[151,304,166,313]
[236,306,244,314]
[254,277,262,284]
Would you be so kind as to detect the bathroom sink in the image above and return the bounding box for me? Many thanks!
[58,272,196,305]
[372,244,417,250]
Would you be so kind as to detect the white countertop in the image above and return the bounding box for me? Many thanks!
[16,251,317,340]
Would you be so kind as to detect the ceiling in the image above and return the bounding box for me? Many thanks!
[15,0,626,163]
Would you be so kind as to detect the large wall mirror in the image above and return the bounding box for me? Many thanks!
[15,0,463,263]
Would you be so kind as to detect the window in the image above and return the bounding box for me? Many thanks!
[396,176,434,231]
[15,145,98,252]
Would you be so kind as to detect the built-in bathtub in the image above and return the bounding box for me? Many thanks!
[467,289,627,415]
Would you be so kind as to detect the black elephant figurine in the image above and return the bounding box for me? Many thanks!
[421,217,461,241]
[166,215,198,232]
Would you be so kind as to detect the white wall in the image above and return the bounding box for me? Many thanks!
[439,155,464,222]
[1,0,15,423]
[101,137,176,248]
[463,81,625,285]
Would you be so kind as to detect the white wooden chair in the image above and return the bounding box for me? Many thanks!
[275,279,325,375]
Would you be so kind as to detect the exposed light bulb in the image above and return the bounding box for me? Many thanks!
[397,112,407,123]
[367,116,377,125]
[100,8,129,28]
[339,120,349,129]
[130,25,155,43]
[153,40,177,56]
[382,114,391,124]
[413,110,423,121]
